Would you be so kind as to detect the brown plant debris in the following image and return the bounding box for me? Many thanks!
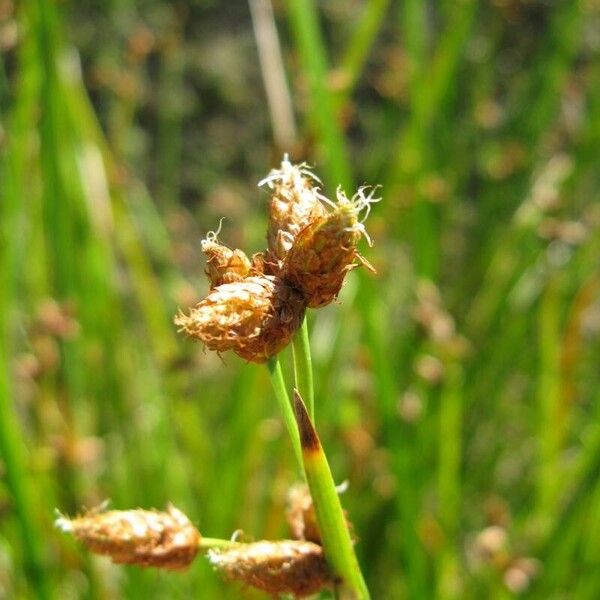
[208,540,332,598]
[55,504,200,570]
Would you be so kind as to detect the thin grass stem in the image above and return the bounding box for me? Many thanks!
[198,537,242,551]
[266,357,303,472]
[294,391,370,599]
[292,318,315,421]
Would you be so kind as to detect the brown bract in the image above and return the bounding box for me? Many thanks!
[174,275,305,363]
[55,504,200,570]
[209,540,332,598]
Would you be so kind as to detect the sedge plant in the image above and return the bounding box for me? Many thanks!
[58,156,378,598]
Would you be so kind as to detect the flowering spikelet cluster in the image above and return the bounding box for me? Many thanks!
[208,540,331,598]
[175,276,305,363]
[57,504,333,596]
[175,155,379,362]
[55,504,200,570]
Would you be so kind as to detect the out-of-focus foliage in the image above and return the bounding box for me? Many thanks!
[1,0,599,598]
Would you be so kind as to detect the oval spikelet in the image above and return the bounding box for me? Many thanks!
[286,484,322,544]
[282,187,378,308]
[260,155,327,269]
[174,275,305,363]
[208,540,332,598]
[55,504,200,570]
[287,484,355,546]
[201,229,254,288]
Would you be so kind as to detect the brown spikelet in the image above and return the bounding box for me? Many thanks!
[282,187,378,308]
[287,484,322,544]
[201,234,253,288]
[174,275,305,363]
[55,504,200,570]
[286,483,355,547]
[208,540,332,598]
[259,155,327,269]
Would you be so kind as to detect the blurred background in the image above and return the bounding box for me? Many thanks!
[1,0,599,598]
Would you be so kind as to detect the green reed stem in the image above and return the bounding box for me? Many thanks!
[0,359,52,600]
[292,318,315,421]
[289,316,369,598]
[285,0,351,189]
[198,537,242,551]
[294,391,370,599]
[266,358,303,471]
[0,57,52,597]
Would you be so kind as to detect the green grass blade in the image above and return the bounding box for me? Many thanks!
[284,0,351,189]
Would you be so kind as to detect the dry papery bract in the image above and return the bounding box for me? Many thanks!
[175,275,305,363]
[209,539,332,598]
[55,504,200,570]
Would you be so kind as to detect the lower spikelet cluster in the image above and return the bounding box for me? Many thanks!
[57,503,335,597]
[55,504,200,570]
[208,540,331,598]
[175,155,379,362]
[175,276,305,363]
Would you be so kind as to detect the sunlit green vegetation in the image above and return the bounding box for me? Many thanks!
[1,1,599,598]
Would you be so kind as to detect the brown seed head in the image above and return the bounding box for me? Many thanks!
[201,229,253,288]
[55,504,200,570]
[286,484,321,544]
[174,275,305,363]
[282,186,379,308]
[287,481,355,546]
[259,155,327,270]
[209,540,331,598]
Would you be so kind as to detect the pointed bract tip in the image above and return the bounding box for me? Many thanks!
[293,390,320,452]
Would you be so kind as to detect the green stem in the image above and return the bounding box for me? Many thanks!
[292,321,369,597]
[0,358,52,600]
[285,0,351,190]
[198,537,242,551]
[335,0,392,110]
[292,318,315,421]
[0,47,52,599]
[294,392,370,599]
[266,358,303,472]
